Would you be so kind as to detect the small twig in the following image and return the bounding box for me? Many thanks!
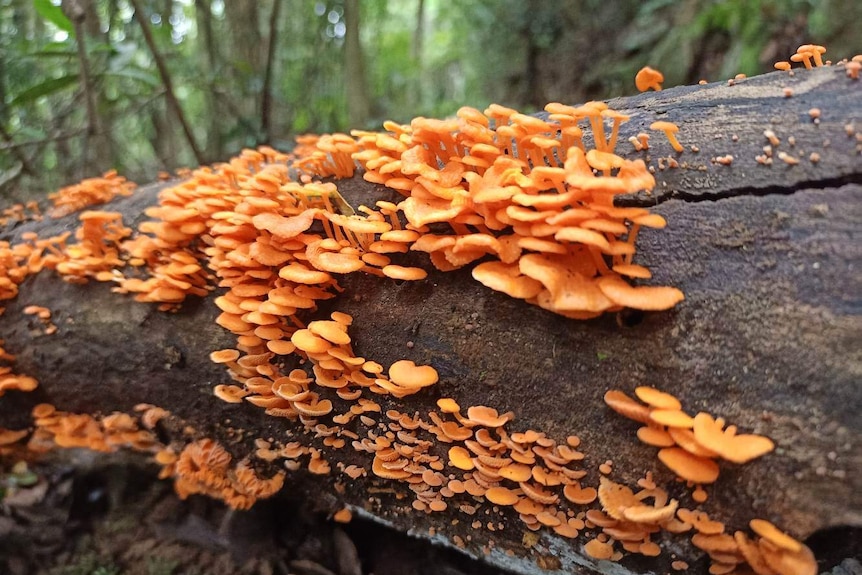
[0,125,36,175]
[0,128,88,151]
[0,163,24,191]
[129,0,205,165]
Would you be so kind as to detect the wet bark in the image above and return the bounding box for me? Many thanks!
[1,66,860,575]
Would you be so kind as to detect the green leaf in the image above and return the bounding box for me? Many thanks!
[8,74,80,107]
[33,0,74,35]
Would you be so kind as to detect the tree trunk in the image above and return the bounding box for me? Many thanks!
[408,0,425,110]
[1,67,860,575]
[194,0,223,159]
[344,0,370,128]
[223,0,263,124]
[259,0,283,144]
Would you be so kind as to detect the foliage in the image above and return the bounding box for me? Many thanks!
[0,0,857,202]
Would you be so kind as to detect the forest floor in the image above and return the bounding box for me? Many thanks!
[0,456,516,575]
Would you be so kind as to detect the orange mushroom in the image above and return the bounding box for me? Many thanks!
[650,121,684,153]
[657,447,720,484]
[635,66,664,92]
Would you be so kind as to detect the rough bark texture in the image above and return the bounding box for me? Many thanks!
[1,66,860,575]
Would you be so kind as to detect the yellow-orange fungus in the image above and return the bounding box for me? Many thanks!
[466,405,512,427]
[658,447,720,484]
[209,349,240,363]
[603,390,651,424]
[437,398,460,413]
[333,508,353,523]
[650,121,684,153]
[485,486,519,506]
[382,265,428,281]
[693,412,775,463]
[388,360,439,388]
[635,66,664,92]
[584,538,614,560]
[291,329,332,354]
[634,386,682,410]
[750,519,802,553]
[448,446,474,470]
[636,426,675,447]
[649,409,695,428]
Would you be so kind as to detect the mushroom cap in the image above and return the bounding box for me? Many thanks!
[636,425,675,447]
[309,320,351,345]
[584,538,614,560]
[657,447,720,484]
[466,405,512,427]
[649,120,679,133]
[750,519,802,553]
[596,276,685,311]
[436,398,460,413]
[210,349,240,364]
[499,463,533,482]
[291,329,332,354]
[563,483,598,505]
[693,412,775,463]
[623,499,678,524]
[597,477,640,520]
[388,360,438,388]
[472,261,543,300]
[634,386,682,410]
[635,66,664,91]
[252,209,317,239]
[759,539,817,575]
[603,389,651,424]
[649,409,694,428]
[448,446,474,470]
[382,265,427,281]
[485,486,519,506]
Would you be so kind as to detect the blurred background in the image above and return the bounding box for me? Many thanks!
[0,0,859,201]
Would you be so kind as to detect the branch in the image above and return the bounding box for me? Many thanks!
[0,125,36,175]
[260,0,283,144]
[0,163,24,191]
[0,128,87,151]
[129,0,205,166]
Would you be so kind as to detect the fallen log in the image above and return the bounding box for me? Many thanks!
[1,65,860,575]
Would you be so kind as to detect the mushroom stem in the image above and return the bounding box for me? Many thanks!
[665,131,683,153]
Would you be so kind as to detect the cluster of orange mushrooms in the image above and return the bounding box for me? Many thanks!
[773,44,861,79]
[0,68,829,572]
[605,387,775,493]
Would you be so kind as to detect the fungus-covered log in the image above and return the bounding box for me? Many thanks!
[1,66,860,575]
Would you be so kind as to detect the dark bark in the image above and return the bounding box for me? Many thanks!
[1,67,860,575]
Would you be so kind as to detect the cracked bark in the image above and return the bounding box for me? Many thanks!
[1,66,860,575]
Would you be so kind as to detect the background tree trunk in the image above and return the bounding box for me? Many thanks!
[344,0,370,128]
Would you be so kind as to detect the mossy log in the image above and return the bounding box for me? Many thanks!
[1,66,860,575]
